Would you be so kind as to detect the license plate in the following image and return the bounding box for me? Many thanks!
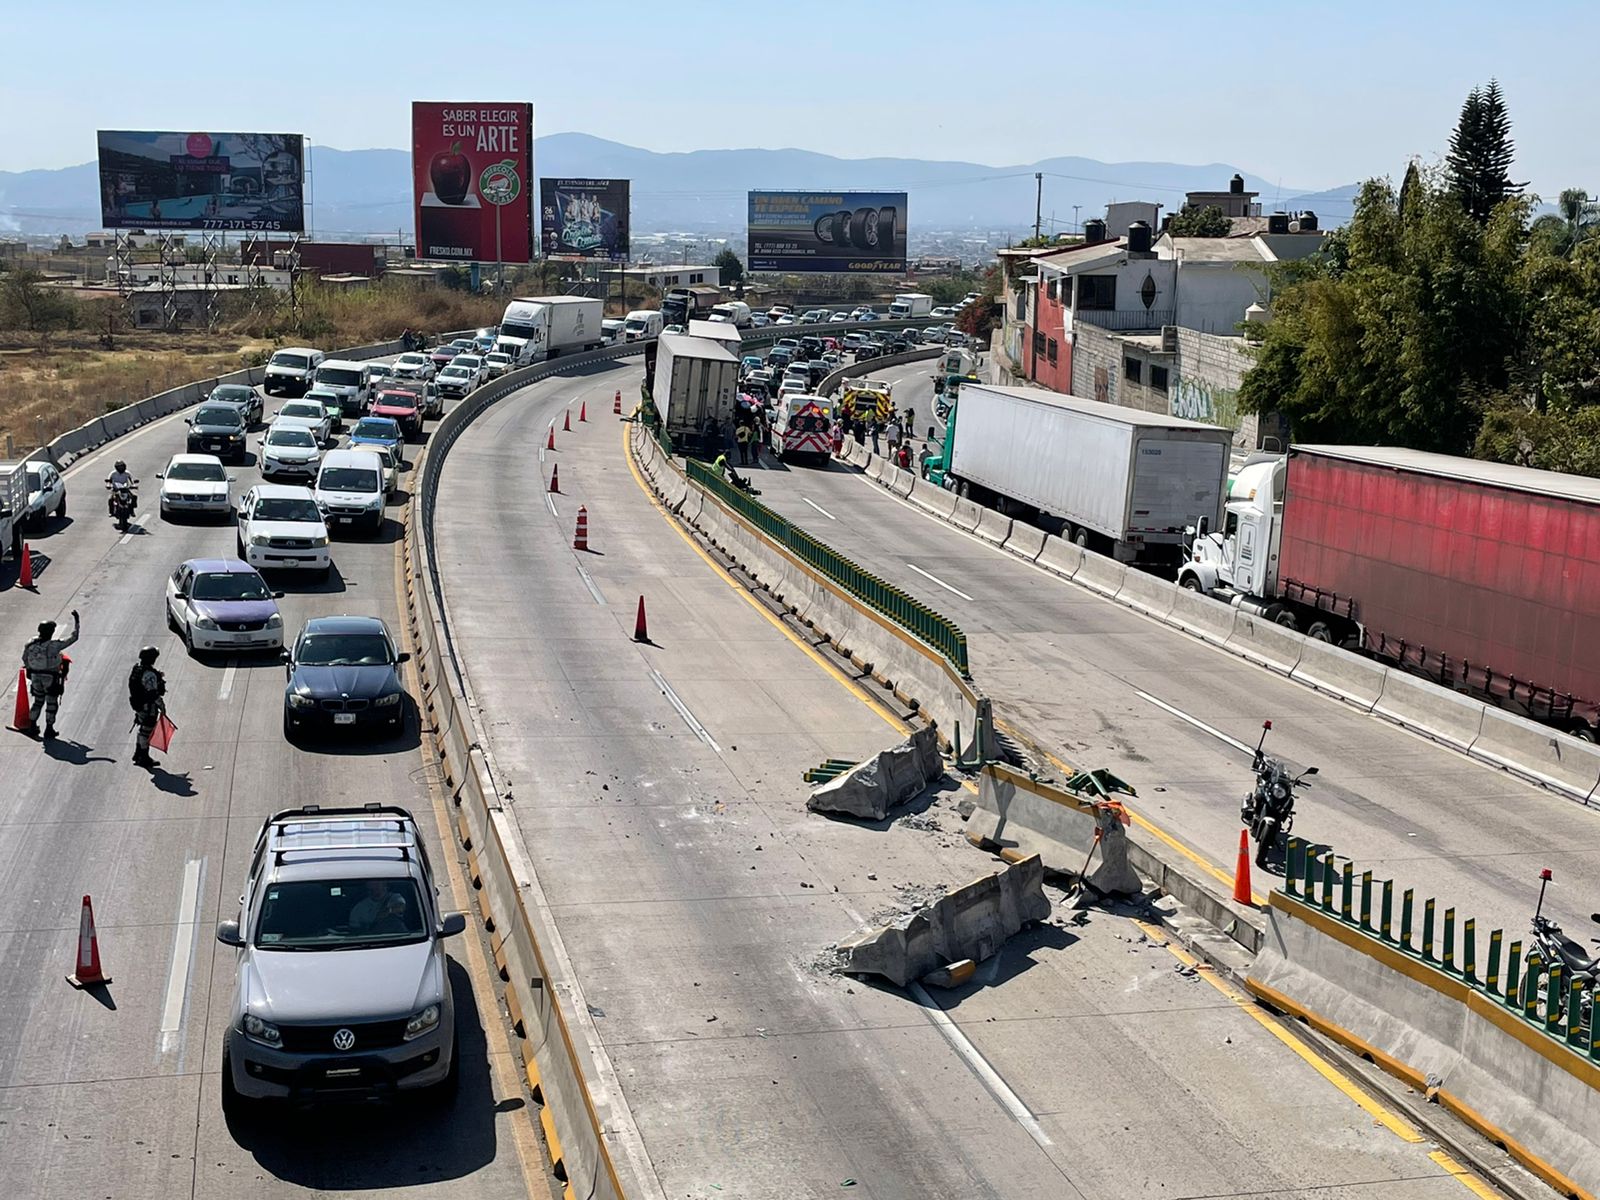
[324,1066,361,1078]
[334,713,356,725]
[338,516,352,524]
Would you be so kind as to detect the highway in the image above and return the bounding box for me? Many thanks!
[737,358,1600,943]
[0,373,550,1200]
[432,364,1499,1198]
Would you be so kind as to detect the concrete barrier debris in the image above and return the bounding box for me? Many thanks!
[836,854,1051,987]
[807,726,941,820]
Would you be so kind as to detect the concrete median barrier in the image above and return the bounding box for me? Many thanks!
[807,727,941,820]
[965,764,1140,897]
[837,854,1051,987]
[1469,708,1600,801]
[1035,535,1084,580]
[889,467,915,498]
[864,456,887,482]
[1371,671,1485,754]
[1224,611,1305,675]
[908,481,959,521]
[1000,522,1047,563]
[1167,587,1238,646]
[1114,568,1176,621]
[1290,640,1386,710]
[948,495,983,532]
[1072,549,1126,597]
[971,505,1012,546]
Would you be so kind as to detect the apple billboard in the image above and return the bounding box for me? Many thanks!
[540,178,630,261]
[411,102,534,263]
[96,131,306,231]
[747,191,907,273]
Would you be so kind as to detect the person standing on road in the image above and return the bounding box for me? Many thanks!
[869,420,882,455]
[128,646,167,768]
[19,611,79,740]
[886,416,904,458]
[734,421,751,466]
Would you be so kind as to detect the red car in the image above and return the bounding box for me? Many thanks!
[370,389,423,439]
[428,344,462,370]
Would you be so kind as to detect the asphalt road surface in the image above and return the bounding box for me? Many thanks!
[0,368,550,1200]
[433,364,1499,1199]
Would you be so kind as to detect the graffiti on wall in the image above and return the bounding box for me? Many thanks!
[1171,374,1240,429]
[1093,364,1109,405]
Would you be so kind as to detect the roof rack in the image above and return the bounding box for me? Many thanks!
[272,839,413,867]
[266,802,414,825]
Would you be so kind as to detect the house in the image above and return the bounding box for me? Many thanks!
[619,264,719,291]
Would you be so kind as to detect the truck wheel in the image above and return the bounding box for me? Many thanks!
[957,479,970,500]
[1306,620,1334,643]
[1571,724,1597,744]
[1272,609,1298,631]
[1179,576,1202,592]
[1071,525,1089,549]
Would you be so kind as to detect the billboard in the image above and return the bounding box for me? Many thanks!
[411,102,534,263]
[96,131,306,232]
[747,191,907,273]
[540,178,630,260]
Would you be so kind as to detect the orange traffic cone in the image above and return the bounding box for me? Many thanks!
[66,895,111,988]
[579,401,588,423]
[573,505,589,551]
[19,541,34,589]
[633,595,649,643]
[1233,829,1254,905]
[11,669,32,732]
[546,425,556,451]
[562,409,572,432]
[613,390,622,415]
[549,464,560,493]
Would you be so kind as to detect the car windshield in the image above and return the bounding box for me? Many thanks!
[253,496,321,522]
[316,368,362,387]
[377,394,416,410]
[297,632,392,666]
[487,354,510,364]
[192,571,270,601]
[397,354,427,367]
[212,385,254,402]
[269,352,309,369]
[433,346,459,358]
[281,403,322,420]
[440,367,468,378]
[369,365,390,377]
[266,426,315,448]
[167,460,225,482]
[352,420,395,440]
[195,407,240,427]
[254,877,426,950]
[319,467,379,492]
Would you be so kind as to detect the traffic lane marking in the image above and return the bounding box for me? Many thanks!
[217,661,237,702]
[906,561,974,602]
[1135,690,1253,755]
[800,496,836,521]
[159,857,205,1056]
[117,513,150,546]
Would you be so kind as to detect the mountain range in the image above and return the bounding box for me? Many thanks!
[0,132,1358,241]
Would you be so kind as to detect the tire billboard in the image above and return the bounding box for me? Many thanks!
[412,102,534,263]
[541,178,630,261]
[747,191,907,273]
[96,131,306,232]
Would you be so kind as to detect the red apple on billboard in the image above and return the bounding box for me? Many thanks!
[430,143,472,205]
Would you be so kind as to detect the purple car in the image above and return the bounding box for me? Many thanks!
[164,558,286,653]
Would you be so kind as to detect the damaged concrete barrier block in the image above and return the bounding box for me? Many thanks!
[807,726,941,821]
[836,854,1051,987]
[1084,805,1143,899]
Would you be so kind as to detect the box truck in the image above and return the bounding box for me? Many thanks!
[888,292,934,320]
[623,309,663,341]
[653,333,740,459]
[661,285,722,327]
[688,319,742,353]
[921,385,1231,564]
[1179,445,1600,737]
[707,301,752,328]
[494,296,604,366]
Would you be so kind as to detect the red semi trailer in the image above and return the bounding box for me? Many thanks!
[1179,445,1600,738]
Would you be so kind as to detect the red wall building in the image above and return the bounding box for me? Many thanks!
[1024,277,1072,392]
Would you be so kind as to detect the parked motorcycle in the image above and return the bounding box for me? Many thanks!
[106,480,138,531]
[1240,719,1317,868]
[1520,869,1600,1025]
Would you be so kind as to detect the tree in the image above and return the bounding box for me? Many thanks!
[714,248,744,288]
[1447,79,1524,223]
[1529,188,1600,257]
[0,268,78,345]
[1167,204,1231,237]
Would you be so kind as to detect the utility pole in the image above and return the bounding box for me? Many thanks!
[1073,205,1082,236]
[1033,173,1043,243]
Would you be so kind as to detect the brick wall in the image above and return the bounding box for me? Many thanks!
[1171,328,1262,449]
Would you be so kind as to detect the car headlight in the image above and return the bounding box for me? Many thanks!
[309,534,329,548]
[374,691,402,708]
[365,496,383,509]
[243,1012,282,1046]
[249,533,272,547]
[287,692,315,709]
[194,617,219,631]
[266,613,283,629]
[403,1003,440,1041]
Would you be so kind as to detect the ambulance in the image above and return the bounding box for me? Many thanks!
[770,394,835,466]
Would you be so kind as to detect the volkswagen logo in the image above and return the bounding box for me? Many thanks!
[332,1027,356,1051]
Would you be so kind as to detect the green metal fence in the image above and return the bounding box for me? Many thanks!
[1281,840,1599,1062]
[684,458,970,677]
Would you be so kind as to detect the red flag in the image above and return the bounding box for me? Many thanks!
[150,713,176,754]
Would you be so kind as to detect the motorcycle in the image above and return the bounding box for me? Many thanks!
[1520,868,1600,1026]
[1240,719,1318,868]
[106,479,138,531]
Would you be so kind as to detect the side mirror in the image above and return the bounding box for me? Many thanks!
[155,472,165,479]
[215,919,243,947]
[1195,515,1210,539]
[440,912,467,937]
[927,426,936,441]
[395,651,411,664]
[184,417,193,426]
[226,475,237,483]
[1302,766,1319,776]
[272,591,285,600]
[279,648,292,663]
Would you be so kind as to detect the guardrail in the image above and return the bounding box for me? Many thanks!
[684,458,969,676]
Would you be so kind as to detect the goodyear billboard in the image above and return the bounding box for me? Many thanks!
[96,131,306,231]
[412,102,535,263]
[540,178,630,261]
[747,191,907,273]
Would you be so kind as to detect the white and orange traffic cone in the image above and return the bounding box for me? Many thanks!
[11,668,32,732]
[574,506,589,551]
[546,425,556,452]
[19,541,34,589]
[562,409,572,433]
[549,464,560,494]
[66,895,111,988]
[613,390,622,415]
[1233,829,1254,905]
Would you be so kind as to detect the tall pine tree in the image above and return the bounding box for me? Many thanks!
[1447,80,1524,223]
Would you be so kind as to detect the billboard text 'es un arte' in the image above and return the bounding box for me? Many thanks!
[97,131,305,232]
[412,102,534,263]
[747,191,907,273]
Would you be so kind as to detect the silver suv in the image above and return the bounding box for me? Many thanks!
[216,804,466,1108]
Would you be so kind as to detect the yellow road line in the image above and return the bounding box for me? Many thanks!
[1429,1151,1505,1200]
[623,426,908,735]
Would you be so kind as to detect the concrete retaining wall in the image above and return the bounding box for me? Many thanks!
[1115,569,1175,621]
[1471,708,1600,801]
[1000,523,1047,562]
[1290,640,1386,710]
[970,505,1012,546]
[1372,671,1487,754]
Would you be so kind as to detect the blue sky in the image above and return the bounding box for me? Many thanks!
[2,0,1594,197]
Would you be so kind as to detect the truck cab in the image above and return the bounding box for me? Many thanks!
[1179,457,1284,606]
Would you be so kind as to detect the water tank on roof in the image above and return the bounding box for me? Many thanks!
[1083,218,1107,244]
[1267,213,1291,235]
[1299,210,1318,231]
[1126,220,1152,254]
[1230,173,1245,194]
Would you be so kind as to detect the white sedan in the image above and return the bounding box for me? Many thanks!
[157,454,234,520]
[271,400,333,446]
[392,352,436,381]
